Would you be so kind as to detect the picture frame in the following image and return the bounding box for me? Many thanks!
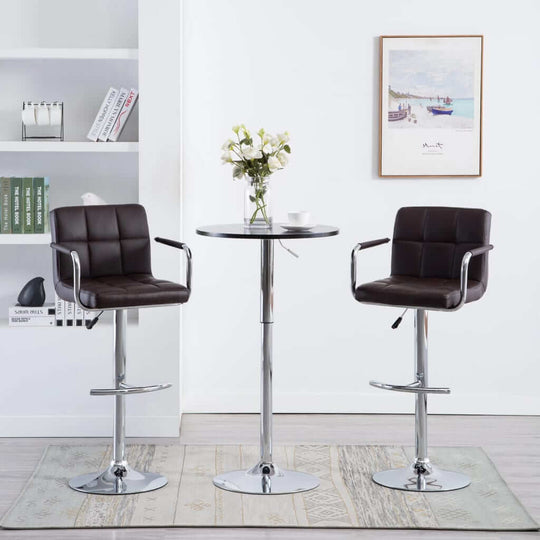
[379,35,483,177]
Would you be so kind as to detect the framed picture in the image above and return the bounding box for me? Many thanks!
[379,35,483,177]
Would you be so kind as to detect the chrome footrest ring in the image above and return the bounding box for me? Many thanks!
[369,380,450,394]
[90,382,172,396]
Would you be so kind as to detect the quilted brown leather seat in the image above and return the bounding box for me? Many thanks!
[50,204,190,309]
[355,275,485,309]
[354,207,491,310]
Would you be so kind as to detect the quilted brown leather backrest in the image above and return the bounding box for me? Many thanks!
[391,207,491,284]
[50,204,152,285]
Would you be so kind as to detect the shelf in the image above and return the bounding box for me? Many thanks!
[0,142,139,153]
[0,48,138,60]
[0,234,51,245]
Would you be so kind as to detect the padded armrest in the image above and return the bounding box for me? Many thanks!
[154,237,192,291]
[154,237,187,250]
[468,244,493,257]
[50,242,74,256]
[358,238,390,250]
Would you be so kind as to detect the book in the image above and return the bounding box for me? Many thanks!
[9,304,55,317]
[33,177,45,234]
[10,177,22,234]
[98,87,128,142]
[44,177,50,233]
[65,301,74,327]
[0,177,11,233]
[55,293,64,326]
[9,315,55,327]
[75,303,84,327]
[87,87,119,142]
[83,309,92,327]
[109,88,138,142]
[22,177,33,233]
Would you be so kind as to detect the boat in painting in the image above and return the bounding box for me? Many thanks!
[388,110,408,121]
[431,107,453,115]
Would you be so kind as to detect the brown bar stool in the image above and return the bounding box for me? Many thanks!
[351,206,493,492]
[50,204,192,495]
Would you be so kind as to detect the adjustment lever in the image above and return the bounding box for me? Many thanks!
[278,239,299,258]
[391,308,408,329]
[86,310,104,329]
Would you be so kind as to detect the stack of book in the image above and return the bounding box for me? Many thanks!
[0,177,50,234]
[87,87,138,142]
[8,295,92,327]
[54,293,90,327]
[8,304,55,327]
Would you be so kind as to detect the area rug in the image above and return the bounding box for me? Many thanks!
[1,444,537,530]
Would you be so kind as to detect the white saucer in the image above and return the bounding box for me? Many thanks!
[280,223,317,231]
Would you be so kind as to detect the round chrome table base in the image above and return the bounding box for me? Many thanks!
[69,463,168,495]
[372,464,470,492]
[213,468,320,495]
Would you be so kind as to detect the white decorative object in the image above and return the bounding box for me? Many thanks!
[81,192,107,205]
[21,102,64,141]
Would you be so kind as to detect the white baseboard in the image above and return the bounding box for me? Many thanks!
[182,392,540,416]
[0,415,181,438]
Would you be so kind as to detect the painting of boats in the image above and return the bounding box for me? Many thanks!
[380,35,483,176]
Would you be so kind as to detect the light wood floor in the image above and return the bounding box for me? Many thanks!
[1,414,539,539]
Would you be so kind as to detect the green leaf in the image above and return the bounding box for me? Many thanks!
[284,144,291,153]
[249,195,256,202]
[232,166,243,179]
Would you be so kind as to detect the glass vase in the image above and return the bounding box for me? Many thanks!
[244,177,272,229]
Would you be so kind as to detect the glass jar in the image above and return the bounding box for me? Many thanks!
[244,177,272,229]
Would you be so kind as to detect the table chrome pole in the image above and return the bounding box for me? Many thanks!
[212,237,319,494]
[260,239,273,467]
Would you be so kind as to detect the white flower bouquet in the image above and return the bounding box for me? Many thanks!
[221,125,291,227]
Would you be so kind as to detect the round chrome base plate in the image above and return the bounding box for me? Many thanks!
[213,468,319,495]
[69,463,168,495]
[372,464,470,492]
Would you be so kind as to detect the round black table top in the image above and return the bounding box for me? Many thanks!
[196,223,339,240]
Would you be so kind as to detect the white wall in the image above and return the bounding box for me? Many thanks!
[182,0,540,415]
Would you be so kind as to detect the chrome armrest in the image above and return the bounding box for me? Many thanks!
[350,237,390,295]
[50,242,89,311]
[453,244,493,311]
[154,237,192,292]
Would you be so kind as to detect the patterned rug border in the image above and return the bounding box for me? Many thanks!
[2,444,538,531]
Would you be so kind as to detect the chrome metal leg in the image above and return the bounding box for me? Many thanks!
[69,309,168,495]
[213,240,319,495]
[372,309,470,492]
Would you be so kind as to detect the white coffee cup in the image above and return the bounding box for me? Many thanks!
[288,211,310,226]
